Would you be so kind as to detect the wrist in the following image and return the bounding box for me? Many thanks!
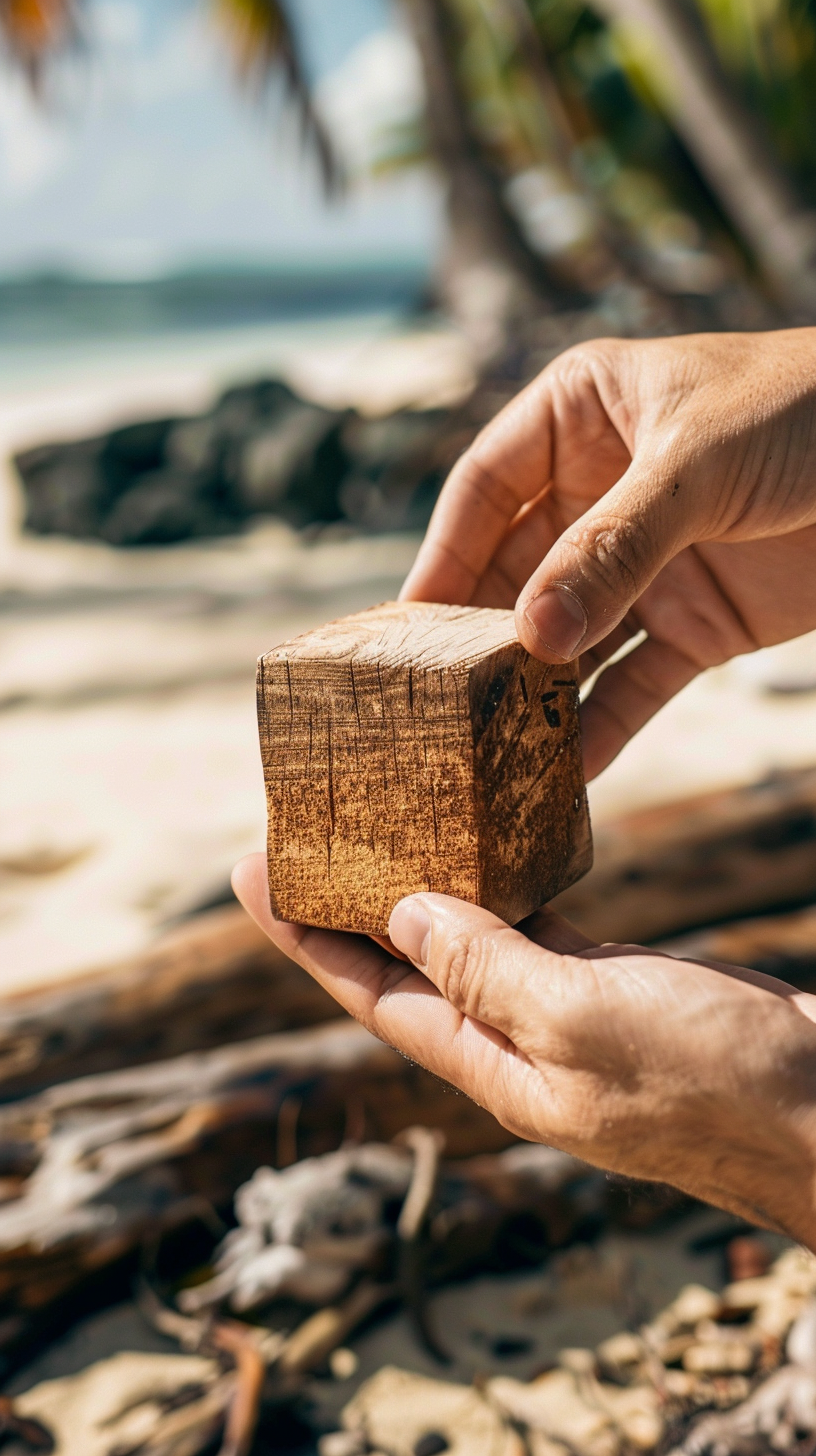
[652,995,816,1249]
[724,1045,816,1249]
[770,1103,816,1250]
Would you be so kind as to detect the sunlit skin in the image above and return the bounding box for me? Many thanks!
[401,329,816,779]
[234,330,816,1246]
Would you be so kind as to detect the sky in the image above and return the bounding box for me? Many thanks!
[0,0,441,277]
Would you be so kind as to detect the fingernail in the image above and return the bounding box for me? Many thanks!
[389,898,431,968]
[523,588,587,660]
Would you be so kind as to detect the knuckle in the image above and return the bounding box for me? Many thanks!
[458,452,521,518]
[547,337,625,387]
[436,930,489,1013]
[570,512,653,595]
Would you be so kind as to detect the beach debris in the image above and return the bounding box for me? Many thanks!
[489,1364,663,1454]
[669,1361,816,1454]
[174,1135,599,1322]
[0,765,811,1425]
[178,1143,413,1313]
[0,1022,402,1254]
[340,1366,523,1456]
[666,1296,816,1454]
[10,1350,226,1456]
[0,1016,529,1366]
[314,1247,816,1456]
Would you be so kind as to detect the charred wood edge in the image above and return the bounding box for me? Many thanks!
[554,763,816,944]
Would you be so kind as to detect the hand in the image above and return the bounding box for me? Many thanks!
[400,329,816,779]
[233,855,816,1249]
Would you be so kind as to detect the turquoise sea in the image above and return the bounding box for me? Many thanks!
[0,261,428,388]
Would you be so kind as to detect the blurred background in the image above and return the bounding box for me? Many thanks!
[3,5,816,1448]
[2,0,816,986]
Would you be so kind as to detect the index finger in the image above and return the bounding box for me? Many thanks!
[400,376,556,605]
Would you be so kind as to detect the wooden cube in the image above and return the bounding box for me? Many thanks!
[257,602,592,934]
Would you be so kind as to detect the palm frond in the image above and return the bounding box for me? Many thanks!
[0,0,75,86]
[214,0,343,193]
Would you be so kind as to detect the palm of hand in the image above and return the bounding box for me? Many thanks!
[233,856,816,1239]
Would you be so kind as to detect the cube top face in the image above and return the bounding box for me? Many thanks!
[259,602,592,935]
[263,600,522,673]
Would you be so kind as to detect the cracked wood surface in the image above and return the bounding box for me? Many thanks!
[259,602,592,933]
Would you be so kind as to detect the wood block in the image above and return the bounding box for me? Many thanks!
[257,602,592,934]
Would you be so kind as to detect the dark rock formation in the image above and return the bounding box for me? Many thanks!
[14,377,464,545]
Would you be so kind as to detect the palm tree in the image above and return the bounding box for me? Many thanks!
[0,0,73,85]
[589,0,816,308]
[400,0,584,355]
[4,0,816,343]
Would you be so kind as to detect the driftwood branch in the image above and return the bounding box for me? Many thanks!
[0,766,812,1112]
[0,1020,515,1365]
[0,904,343,1098]
[661,903,816,991]
[555,764,816,943]
[277,1280,395,1377]
[212,1321,266,1456]
[0,1017,503,1251]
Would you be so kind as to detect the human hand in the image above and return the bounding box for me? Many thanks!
[233,854,816,1249]
[400,329,816,779]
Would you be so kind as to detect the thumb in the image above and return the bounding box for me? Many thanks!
[515,456,693,661]
[388,893,564,1044]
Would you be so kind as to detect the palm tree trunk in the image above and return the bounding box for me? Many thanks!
[590,0,816,311]
[493,0,678,305]
[402,0,579,356]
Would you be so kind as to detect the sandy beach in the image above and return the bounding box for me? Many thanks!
[2,315,816,992]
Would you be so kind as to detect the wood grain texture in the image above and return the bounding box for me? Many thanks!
[258,602,592,933]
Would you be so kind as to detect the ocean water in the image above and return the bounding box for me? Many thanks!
[0,262,427,389]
